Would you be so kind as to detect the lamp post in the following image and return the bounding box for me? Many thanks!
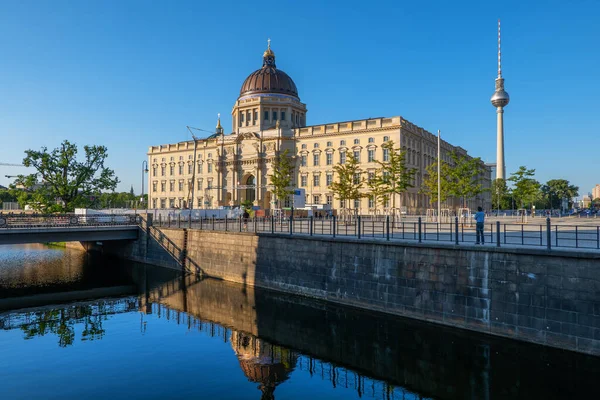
[141,160,148,209]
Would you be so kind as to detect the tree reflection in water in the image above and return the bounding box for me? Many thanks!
[4,298,139,347]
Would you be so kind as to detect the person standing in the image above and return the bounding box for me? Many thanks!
[243,210,250,231]
[474,206,485,244]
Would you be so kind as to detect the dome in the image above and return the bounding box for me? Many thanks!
[239,43,299,99]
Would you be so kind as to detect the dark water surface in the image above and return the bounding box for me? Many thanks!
[0,244,599,400]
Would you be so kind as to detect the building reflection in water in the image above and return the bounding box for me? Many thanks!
[231,330,298,400]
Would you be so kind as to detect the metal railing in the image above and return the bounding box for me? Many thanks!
[154,214,600,251]
[0,213,139,229]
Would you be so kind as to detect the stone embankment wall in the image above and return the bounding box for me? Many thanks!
[103,215,600,355]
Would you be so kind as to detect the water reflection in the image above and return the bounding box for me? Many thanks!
[1,245,600,399]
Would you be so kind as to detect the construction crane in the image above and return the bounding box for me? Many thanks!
[0,163,24,167]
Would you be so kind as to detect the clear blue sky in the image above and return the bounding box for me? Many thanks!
[1,0,598,197]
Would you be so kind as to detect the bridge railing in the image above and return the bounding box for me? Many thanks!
[0,213,139,229]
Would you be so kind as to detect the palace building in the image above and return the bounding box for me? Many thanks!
[147,42,491,214]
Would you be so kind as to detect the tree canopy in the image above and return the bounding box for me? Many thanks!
[491,178,511,210]
[329,154,363,210]
[268,149,295,208]
[540,179,579,209]
[508,166,541,209]
[13,140,119,212]
[372,141,415,210]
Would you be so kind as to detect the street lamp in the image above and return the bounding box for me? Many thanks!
[141,160,148,209]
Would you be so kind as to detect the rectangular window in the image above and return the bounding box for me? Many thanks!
[197,179,203,190]
[313,175,320,187]
[169,198,175,208]
[207,179,213,189]
[179,165,183,175]
[354,199,360,209]
[383,148,390,162]
[208,164,213,173]
[161,166,165,176]
[301,155,307,167]
[264,110,269,120]
[301,175,307,187]
[340,152,346,164]
[368,196,374,208]
[161,182,166,192]
[169,181,175,191]
[326,195,332,205]
[353,173,361,185]
[198,163,202,173]
[246,111,250,126]
[152,182,157,192]
[152,167,157,177]
[353,151,360,162]
[368,149,375,162]
[253,111,258,124]
[178,181,184,191]
[240,113,244,122]
[170,166,174,176]
[368,172,374,183]
[313,195,320,204]
[326,153,333,165]
[160,199,166,209]
[152,199,157,209]
[188,164,193,174]
[272,111,278,120]
[281,111,286,121]
[326,173,333,186]
[313,154,319,166]
[340,200,345,209]
[384,197,390,208]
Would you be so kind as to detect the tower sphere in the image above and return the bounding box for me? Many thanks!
[491,87,510,108]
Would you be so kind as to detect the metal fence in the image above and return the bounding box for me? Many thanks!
[155,214,600,251]
[0,213,139,229]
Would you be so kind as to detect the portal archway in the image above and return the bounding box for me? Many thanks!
[244,175,255,203]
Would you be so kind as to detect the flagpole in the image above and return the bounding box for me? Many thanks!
[437,130,441,223]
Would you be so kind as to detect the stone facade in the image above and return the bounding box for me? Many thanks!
[147,44,491,214]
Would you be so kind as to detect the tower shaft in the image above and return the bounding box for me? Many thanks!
[496,108,505,179]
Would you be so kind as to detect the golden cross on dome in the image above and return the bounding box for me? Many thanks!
[267,38,271,50]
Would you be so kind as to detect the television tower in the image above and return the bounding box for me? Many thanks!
[490,19,509,179]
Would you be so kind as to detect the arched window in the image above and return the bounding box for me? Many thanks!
[368,137,374,143]
[340,140,346,146]
[383,136,389,142]
[314,143,319,148]
[326,141,332,147]
[353,139,360,145]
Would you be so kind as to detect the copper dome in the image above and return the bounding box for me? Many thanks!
[239,44,299,99]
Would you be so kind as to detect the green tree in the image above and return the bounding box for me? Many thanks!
[129,185,135,197]
[0,189,16,208]
[446,152,486,208]
[373,141,416,212]
[491,178,510,210]
[540,179,579,209]
[329,154,363,212]
[420,160,451,207]
[508,166,541,209]
[268,149,294,208]
[366,170,388,212]
[241,199,253,211]
[13,140,119,212]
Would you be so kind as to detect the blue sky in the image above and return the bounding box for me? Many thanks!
[1,0,598,197]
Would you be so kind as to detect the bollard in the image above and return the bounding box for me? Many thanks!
[159,214,162,227]
[212,216,215,231]
[455,216,459,245]
[239,216,242,232]
[289,215,293,235]
[178,213,181,228]
[418,217,422,243]
[310,216,314,236]
[225,216,228,232]
[271,216,275,234]
[496,221,501,247]
[167,214,171,227]
[546,218,551,250]
[357,216,361,239]
[188,213,192,229]
[386,215,390,241]
[254,217,257,233]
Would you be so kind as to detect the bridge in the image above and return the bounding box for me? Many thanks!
[0,214,139,245]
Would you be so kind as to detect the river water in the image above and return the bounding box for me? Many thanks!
[0,244,599,400]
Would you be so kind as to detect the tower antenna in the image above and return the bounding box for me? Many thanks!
[498,19,502,77]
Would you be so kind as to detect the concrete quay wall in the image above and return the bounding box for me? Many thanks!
[103,218,600,355]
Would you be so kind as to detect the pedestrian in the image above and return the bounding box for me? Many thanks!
[474,206,485,244]
[243,210,250,231]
